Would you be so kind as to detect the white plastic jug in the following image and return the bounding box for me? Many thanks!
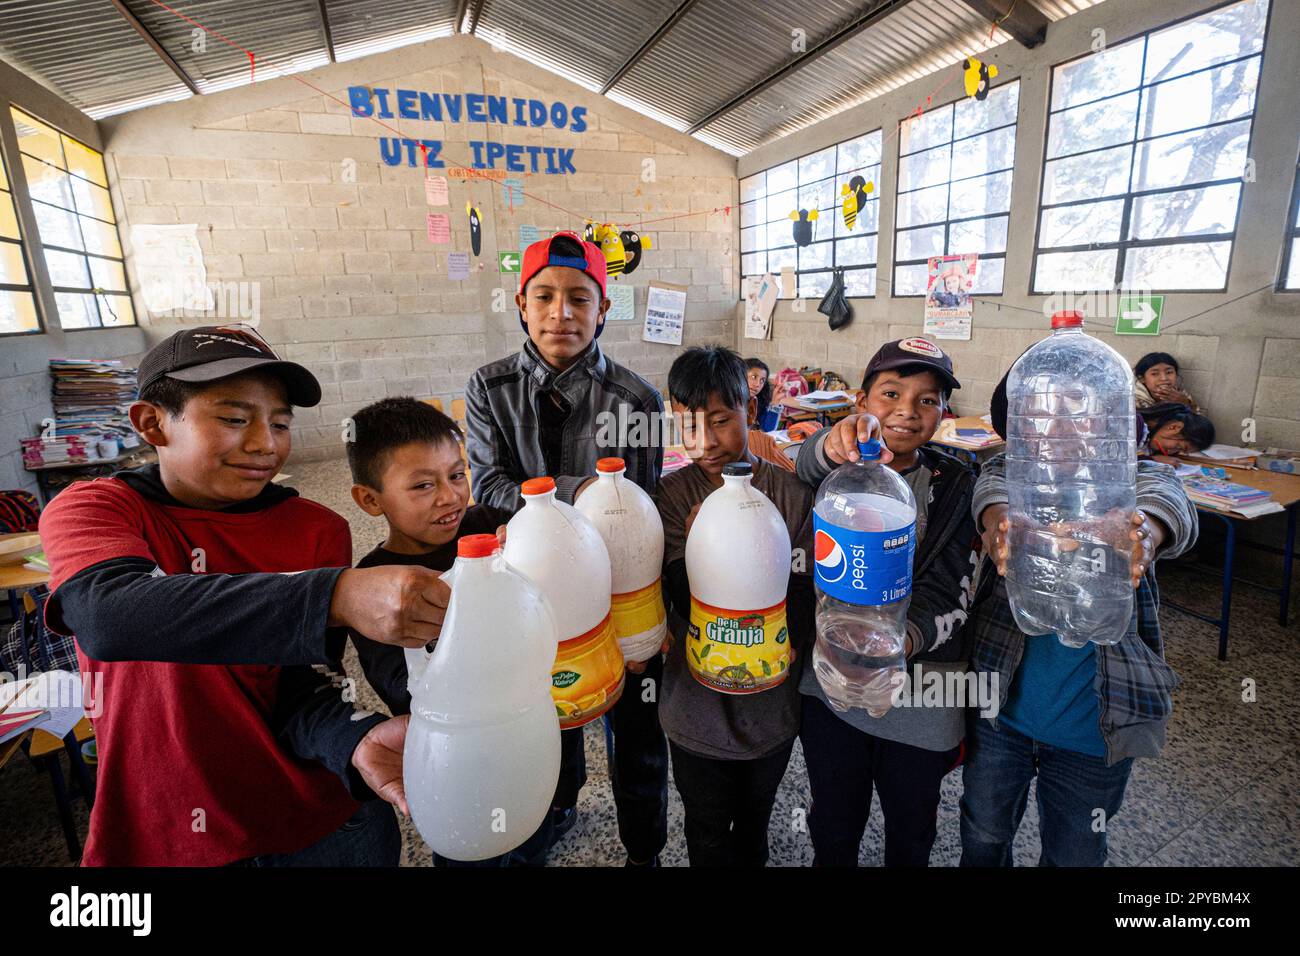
[504,477,625,727]
[684,461,793,694]
[402,533,561,862]
[575,457,667,663]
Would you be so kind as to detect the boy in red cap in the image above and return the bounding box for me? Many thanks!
[465,231,668,865]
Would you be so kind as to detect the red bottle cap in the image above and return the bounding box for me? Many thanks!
[458,534,499,558]
[596,457,626,473]
[1051,310,1084,329]
[521,476,556,495]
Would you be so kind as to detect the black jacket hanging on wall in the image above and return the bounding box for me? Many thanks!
[818,267,853,331]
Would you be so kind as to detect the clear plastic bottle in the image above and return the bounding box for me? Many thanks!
[1005,310,1136,647]
[812,439,917,716]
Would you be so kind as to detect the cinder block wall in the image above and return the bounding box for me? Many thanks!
[95,34,737,463]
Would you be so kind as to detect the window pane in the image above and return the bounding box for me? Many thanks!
[767,160,798,195]
[1039,199,1125,247]
[799,240,833,271]
[1144,0,1268,84]
[799,177,833,212]
[799,272,831,298]
[1129,182,1242,240]
[1034,249,1118,291]
[897,183,948,228]
[740,173,765,203]
[32,200,84,251]
[1131,120,1250,192]
[1051,37,1144,111]
[971,256,1005,294]
[1042,145,1133,205]
[950,170,1013,219]
[768,246,797,271]
[0,289,39,334]
[72,179,116,223]
[1123,240,1231,289]
[741,223,764,252]
[893,262,930,296]
[954,81,1020,139]
[1137,56,1260,139]
[89,256,128,292]
[741,251,765,276]
[80,217,123,258]
[836,234,876,267]
[45,249,91,288]
[1286,238,1300,290]
[768,188,797,222]
[949,215,1008,256]
[838,132,882,172]
[97,293,135,327]
[55,291,99,328]
[844,267,876,297]
[955,125,1016,178]
[62,136,109,188]
[0,241,29,285]
[0,192,20,240]
[22,156,76,211]
[899,103,954,156]
[836,192,879,237]
[11,108,65,168]
[1047,91,1139,159]
[799,146,836,184]
[897,224,945,262]
[898,143,952,193]
[740,200,762,229]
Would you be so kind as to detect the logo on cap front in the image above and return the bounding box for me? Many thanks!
[898,337,944,359]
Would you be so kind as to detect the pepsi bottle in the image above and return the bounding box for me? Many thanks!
[812,439,917,716]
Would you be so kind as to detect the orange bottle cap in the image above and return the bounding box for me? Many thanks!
[458,534,499,558]
[596,457,626,473]
[521,476,556,495]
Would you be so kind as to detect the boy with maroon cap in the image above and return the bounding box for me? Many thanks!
[39,324,447,866]
[465,231,668,865]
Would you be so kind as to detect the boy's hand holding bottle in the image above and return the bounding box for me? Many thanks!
[330,565,453,647]
[820,413,894,465]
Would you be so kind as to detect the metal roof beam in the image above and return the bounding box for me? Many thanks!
[465,0,486,35]
[108,0,201,96]
[599,0,699,95]
[961,0,1049,48]
[317,1,337,62]
[685,0,911,135]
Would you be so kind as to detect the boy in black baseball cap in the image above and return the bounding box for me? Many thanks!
[38,324,449,866]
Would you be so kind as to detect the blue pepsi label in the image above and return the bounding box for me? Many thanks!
[813,514,915,605]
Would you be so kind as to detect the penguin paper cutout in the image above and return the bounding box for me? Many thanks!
[619,229,651,275]
[840,176,874,230]
[789,208,819,247]
[963,57,998,100]
[594,223,627,277]
[583,220,596,243]
[467,202,482,256]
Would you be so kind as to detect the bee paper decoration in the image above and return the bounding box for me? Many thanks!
[619,229,651,275]
[594,223,627,277]
[963,56,998,100]
[840,176,873,231]
[583,220,596,243]
[467,202,482,256]
[789,208,819,247]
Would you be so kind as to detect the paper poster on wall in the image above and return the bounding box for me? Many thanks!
[447,252,470,281]
[424,175,449,205]
[642,281,687,346]
[131,224,214,313]
[502,178,524,207]
[779,265,796,298]
[744,274,778,340]
[923,253,978,340]
[426,213,450,243]
[606,283,635,322]
[519,223,539,249]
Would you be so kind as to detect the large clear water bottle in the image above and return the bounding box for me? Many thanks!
[1005,310,1136,647]
[812,439,917,716]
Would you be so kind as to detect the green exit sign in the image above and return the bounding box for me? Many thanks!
[1115,294,1165,335]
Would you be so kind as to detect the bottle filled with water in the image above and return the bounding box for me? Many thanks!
[812,439,917,716]
[1005,310,1137,647]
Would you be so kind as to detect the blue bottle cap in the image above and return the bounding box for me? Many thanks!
[857,439,882,460]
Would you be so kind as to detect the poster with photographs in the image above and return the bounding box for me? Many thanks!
[642,281,687,346]
[923,253,978,340]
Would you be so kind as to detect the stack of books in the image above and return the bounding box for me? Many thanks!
[20,434,96,468]
[22,359,140,469]
[1181,475,1281,517]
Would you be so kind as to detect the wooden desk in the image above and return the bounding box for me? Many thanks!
[777,391,859,427]
[1162,466,1300,660]
[0,533,49,621]
[929,416,1005,463]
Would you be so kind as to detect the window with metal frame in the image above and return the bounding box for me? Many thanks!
[1032,0,1270,294]
[0,146,40,335]
[892,79,1020,298]
[1280,155,1300,291]
[739,129,882,300]
[11,107,136,329]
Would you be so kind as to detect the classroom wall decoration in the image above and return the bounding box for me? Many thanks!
[467,202,482,256]
[619,230,651,275]
[840,175,873,230]
[594,224,627,277]
[962,57,998,100]
[790,208,819,247]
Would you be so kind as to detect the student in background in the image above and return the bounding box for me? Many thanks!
[464,231,668,866]
[960,368,1198,867]
[38,325,432,866]
[745,357,773,429]
[654,346,814,866]
[1140,403,1216,457]
[1134,352,1200,412]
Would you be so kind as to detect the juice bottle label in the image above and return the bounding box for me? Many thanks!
[686,597,789,694]
[610,578,666,642]
[551,612,625,728]
[813,515,916,605]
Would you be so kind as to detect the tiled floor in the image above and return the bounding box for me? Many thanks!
[3,455,1296,866]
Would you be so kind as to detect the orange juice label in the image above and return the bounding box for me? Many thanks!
[686,597,790,695]
[551,612,625,728]
[611,579,666,641]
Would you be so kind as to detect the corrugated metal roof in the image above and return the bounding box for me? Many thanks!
[0,0,1110,149]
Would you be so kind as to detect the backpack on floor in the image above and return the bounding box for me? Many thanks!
[0,490,39,533]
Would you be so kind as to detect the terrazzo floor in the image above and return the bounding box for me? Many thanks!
[2,455,1296,867]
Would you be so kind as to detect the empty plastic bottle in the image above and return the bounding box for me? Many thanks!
[1005,310,1136,647]
[812,439,917,716]
[403,534,561,862]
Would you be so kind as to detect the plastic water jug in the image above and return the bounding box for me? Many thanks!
[402,534,561,861]
[575,457,667,663]
[684,461,792,694]
[1005,310,1137,647]
[504,477,625,726]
